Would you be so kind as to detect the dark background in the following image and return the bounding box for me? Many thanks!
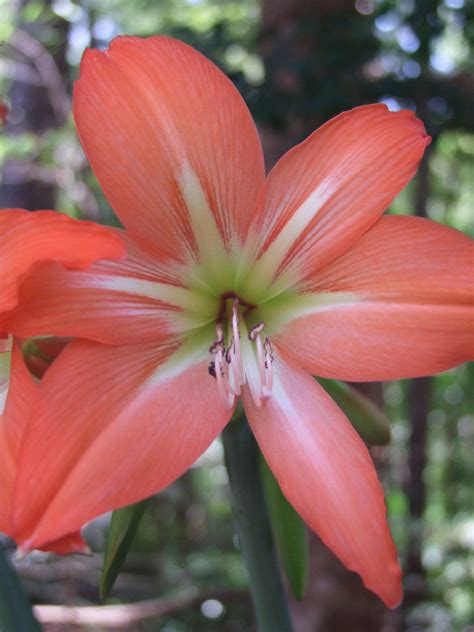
[0,0,473,630]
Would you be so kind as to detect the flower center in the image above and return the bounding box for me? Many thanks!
[208,297,274,409]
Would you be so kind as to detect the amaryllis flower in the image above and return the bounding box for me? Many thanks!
[0,210,124,552]
[3,37,473,608]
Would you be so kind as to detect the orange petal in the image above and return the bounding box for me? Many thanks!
[37,531,90,555]
[242,350,402,608]
[0,344,36,535]
[0,209,124,314]
[275,215,474,380]
[12,337,231,549]
[1,345,89,555]
[5,231,205,345]
[74,36,265,263]
[246,104,429,294]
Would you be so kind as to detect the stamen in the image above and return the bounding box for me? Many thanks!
[208,361,216,378]
[209,323,225,354]
[208,300,274,408]
[225,341,233,365]
[254,333,266,391]
[239,321,265,408]
[255,332,273,401]
[263,337,274,393]
[226,336,241,396]
[232,299,245,384]
[248,321,265,341]
[210,323,235,409]
[215,348,235,409]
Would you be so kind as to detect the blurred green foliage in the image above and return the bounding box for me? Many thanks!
[385,364,474,632]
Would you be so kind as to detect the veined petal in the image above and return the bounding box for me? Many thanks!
[274,216,474,381]
[12,330,232,549]
[0,209,124,314]
[0,344,36,532]
[5,230,216,345]
[242,105,429,298]
[242,351,402,608]
[0,345,90,555]
[74,36,265,276]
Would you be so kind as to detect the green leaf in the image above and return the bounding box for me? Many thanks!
[318,378,391,445]
[260,458,309,600]
[0,546,43,631]
[100,500,149,599]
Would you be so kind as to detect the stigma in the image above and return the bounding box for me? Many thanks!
[208,298,274,409]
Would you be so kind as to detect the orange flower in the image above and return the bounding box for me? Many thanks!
[0,210,124,553]
[3,37,473,607]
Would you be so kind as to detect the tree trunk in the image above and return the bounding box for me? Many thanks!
[0,0,69,210]
[401,143,434,623]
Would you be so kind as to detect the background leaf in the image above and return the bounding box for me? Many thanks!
[100,500,149,599]
[318,378,391,446]
[260,458,309,600]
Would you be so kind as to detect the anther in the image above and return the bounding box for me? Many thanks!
[255,333,266,388]
[208,361,216,378]
[248,321,264,341]
[264,337,274,363]
[263,337,274,393]
[209,333,224,354]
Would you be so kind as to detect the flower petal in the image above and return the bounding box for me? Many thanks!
[5,230,214,345]
[244,105,429,298]
[12,332,231,549]
[0,344,36,534]
[273,216,474,380]
[37,532,89,555]
[0,209,124,314]
[242,350,402,608]
[74,36,265,267]
[1,344,89,555]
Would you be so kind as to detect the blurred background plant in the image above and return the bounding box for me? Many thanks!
[0,0,473,630]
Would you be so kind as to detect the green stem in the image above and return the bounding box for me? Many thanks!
[222,412,293,632]
[0,546,42,632]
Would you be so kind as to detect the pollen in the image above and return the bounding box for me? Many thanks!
[208,298,274,409]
